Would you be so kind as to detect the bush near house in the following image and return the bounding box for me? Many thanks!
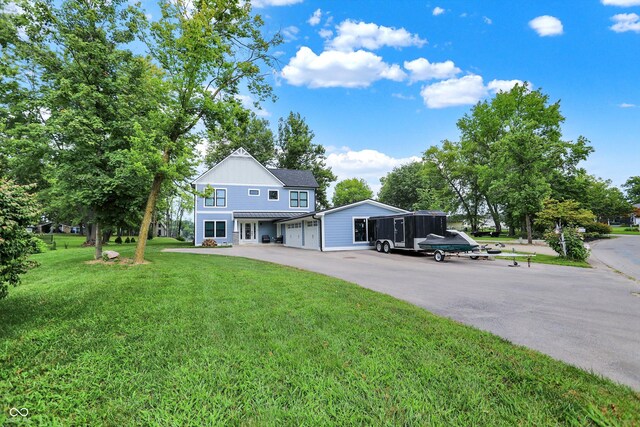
[584,222,612,235]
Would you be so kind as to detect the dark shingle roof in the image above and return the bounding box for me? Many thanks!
[233,212,304,219]
[268,168,318,188]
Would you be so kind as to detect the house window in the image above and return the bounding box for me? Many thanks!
[290,190,309,208]
[248,189,260,196]
[204,221,226,239]
[353,218,368,243]
[204,188,226,207]
[268,190,279,201]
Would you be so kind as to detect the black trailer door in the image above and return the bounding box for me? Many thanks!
[394,218,405,247]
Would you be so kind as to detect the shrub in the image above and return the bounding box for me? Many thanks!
[33,238,50,254]
[544,228,590,262]
[130,237,135,243]
[584,222,612,235]
[623,227,639,232]
[175,236,185,241]
[124,237,130,243]
[0,179,39,299]
[202,239,217,247]
[114,236,123,244]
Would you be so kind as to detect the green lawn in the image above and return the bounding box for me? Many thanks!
[610,226,640,236]
[494,252,591,268]
[1,238,639,425]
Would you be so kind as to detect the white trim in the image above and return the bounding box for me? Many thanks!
[202,186,227,208]
[195,209,315,215]
[248,188,260,197]
[267,189,280,201]
[289,190,309,208]
[322,245,374,252]
[203,220,227,241]
[352,216,369,244]
[321,216,325,251]
[192,148,285,186]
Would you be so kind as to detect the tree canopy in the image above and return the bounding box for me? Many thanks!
[276,112,336,209]
[332,178,373,207]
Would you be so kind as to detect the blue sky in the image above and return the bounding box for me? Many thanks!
[143,0,640,195]
[244,0,640,195]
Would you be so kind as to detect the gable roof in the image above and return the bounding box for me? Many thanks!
[191,148,284,186]
[268,168,319,188]
[275,199,408,223]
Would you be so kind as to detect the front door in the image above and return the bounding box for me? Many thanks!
[239,221,258,244]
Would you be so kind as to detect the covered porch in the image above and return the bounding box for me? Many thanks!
[232,212,301,245]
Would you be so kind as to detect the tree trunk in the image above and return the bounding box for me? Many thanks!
[95,222,103,260]
[134,174,164,263]
[525,213,533,244]
[486,201,502,234]
[86,223,94,243]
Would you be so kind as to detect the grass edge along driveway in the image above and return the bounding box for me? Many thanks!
[1,238,639,425]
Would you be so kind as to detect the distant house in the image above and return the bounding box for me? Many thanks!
[632,203,640,226]
[192,148,406,250]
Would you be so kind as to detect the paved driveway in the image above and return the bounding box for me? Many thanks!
[591,235,640,282]
[166,246,640,390]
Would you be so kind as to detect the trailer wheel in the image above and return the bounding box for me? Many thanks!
[470,255,479,260]
[375,241,383,252]
[383,241,391,254]
[434,250,445,262]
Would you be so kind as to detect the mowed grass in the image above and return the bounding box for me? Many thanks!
[494,252,592,268]
[610,226,640,236]
[1,238,639,425]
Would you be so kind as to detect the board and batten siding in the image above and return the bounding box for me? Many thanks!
[196,155,282,187]
[194,184,315,213]
[322,204,401,250]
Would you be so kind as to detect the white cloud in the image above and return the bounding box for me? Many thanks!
[404,57,461,82]
[252,0,303,7]
[308,8,321,26]
[432,7,445,16]
[487,79,526,93]
[329,20,427,51]
[318,28,333,39]
[619,103,636,108]
[419,76,530,108]
[325,147,421,196]
[420,75,486,108]
[483,16,493,25]
[610,13,640,32]
[281,47,407,88]
[392,93,415,100]
[281,25,299,41]
[602,0,640,6]
[529,15,564,36]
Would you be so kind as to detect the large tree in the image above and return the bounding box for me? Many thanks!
[624,176,640,204]
[7,0,159,259]
[204,100,275,167]
[276,112,336,209]
[332,178,373,207]
[132,0,280,263]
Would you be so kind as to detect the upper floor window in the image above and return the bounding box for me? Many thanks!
[268,190,279,201]
[289,190,309,208]
[204,188,226,207]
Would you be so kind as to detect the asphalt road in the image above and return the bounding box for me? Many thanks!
[590,235,640,282]
[166,246,640,390]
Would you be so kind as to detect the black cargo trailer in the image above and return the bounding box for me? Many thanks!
[368,210,447,253]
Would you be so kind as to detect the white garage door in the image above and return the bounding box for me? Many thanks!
[285,222,303,248]
[303,220,319,249]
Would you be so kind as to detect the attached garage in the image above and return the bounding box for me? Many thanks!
[285,221,303,248]
[277,200,407,251]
